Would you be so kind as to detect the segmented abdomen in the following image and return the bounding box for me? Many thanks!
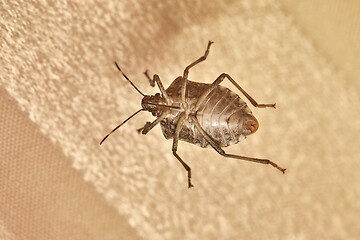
[196,85,247,147]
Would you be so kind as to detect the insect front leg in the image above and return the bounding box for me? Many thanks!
[172,114,194,188]
[190,116,286,173]
[143,70,155,87]
[181,41,214,105]
[138,114,167,135]
[136,122,151,134]
[143,71,171,105]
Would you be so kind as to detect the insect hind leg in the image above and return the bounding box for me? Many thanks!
[220,152,286,173]
[190,116,286,173]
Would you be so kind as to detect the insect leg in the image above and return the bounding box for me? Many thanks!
[153,75,171,104]
[183,41,214,80]
[139,113,168,135]
[181,41,214,105]
[143,71,171,104]
[143,70,155,87]
[136,122,150,134]
[172,114,194,188]
[195,73,276,111]
[190,116,286,173]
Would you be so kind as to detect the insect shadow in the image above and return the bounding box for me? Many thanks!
[100,41,286,188]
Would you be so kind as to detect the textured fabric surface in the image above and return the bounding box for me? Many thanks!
[1,0,360,239]
[0,87,141,240]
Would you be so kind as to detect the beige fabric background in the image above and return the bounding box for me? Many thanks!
[1,0,359,239]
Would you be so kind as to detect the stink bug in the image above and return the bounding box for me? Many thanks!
[100,41,286,188]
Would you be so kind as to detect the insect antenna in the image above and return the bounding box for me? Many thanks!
[100,108,144,145]
[115,61,145,96]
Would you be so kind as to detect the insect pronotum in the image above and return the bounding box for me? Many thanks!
[100,41,286,188]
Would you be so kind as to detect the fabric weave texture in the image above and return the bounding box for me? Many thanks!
[1,0,359,239]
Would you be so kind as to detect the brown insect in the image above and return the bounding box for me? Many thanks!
[100,41,286,188]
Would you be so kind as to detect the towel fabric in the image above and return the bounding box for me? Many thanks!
[1,0,359,239]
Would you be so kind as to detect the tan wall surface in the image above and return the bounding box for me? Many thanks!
[280,0,360,88]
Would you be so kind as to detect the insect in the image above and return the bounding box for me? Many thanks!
[100,41,286,188]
